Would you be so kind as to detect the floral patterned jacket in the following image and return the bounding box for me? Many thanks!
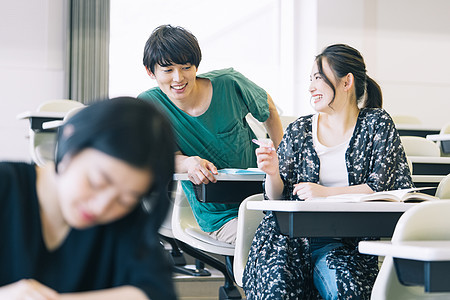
[243,108,414,299]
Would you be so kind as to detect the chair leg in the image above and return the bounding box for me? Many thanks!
[175,240,242,300]
[160,235,211,276]
[160,235,188,266]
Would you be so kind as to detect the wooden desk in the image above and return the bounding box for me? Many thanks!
[247,201,415,238]
[409,156,450,176]
[359,240,450,292]
[16,111,65,132]
[173,171,265,203]
[396,124,440,138]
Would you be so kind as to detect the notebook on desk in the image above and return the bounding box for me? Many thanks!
[217,168,265,175]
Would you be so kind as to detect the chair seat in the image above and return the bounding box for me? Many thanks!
[185,227,235,249]
[171,181,236,256]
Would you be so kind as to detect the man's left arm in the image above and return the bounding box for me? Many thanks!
[263,93,283,148]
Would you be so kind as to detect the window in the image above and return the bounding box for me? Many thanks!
[109,0,317,116]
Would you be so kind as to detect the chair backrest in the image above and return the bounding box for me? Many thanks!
[406,156,413,174]
[438,123,450,157]
[392,201,450,242]
[171,181,235,256]
[392,115,421,125]
[62,106,85,122]
[31,132,57,167]
[158,182,180,239]
[37,99,84,113]
[400,136,441,157]
[280,115,298,130]
[440,123,450,135]
[233,193,265,287]
[436,174,450,199]
[371,201,450,299]
[30,100,84,166]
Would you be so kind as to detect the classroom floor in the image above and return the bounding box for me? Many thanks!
[173,254,246,300]
[170,245,383,299]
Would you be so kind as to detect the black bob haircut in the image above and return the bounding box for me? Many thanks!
[54,97,175,230]
[143,24,202,73]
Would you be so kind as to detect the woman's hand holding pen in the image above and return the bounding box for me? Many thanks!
[253,139,279,176]
[0,279,60,300]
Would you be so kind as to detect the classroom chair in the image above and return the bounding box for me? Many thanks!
[400,136,441,157]
[30,99,84,166]
[438,122,450,156]
[392,115,422,125]
[233,193,265,287]
[368,200,450,299]
[159,182,211,277]
[439,122,450,135]
[171,182,241,300]
[280,115,298,131]
[406,157,413,174]
[435,173,450,199]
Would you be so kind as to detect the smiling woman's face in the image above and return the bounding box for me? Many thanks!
[56,148,153,229]
[309,58,339,112]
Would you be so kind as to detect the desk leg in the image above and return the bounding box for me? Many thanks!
[289,213,294,238]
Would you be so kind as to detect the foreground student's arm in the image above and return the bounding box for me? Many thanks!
[263,94,284,148]
[0,279,59,300]
[0,281,149,300]
[175,151,218,184]
[61,286,148,300]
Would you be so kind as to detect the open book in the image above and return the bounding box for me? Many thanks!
[312,188,438,203]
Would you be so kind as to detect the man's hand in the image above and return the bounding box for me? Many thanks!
[184,156,218,185]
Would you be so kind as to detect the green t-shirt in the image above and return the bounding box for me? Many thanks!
[138,68,269,232]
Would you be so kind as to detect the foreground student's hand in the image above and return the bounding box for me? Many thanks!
[0,279,60,300]
[185,156,218,184]
[255,141,279,176]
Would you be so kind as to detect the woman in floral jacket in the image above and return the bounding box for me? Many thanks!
[243,44,413,299]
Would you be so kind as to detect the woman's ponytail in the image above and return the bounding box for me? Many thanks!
[316,44,383,109]
[365,75,383,108]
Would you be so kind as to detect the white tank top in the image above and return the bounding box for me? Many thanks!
[312,114,350,187]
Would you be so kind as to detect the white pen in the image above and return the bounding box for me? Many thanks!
[252,139,276,151]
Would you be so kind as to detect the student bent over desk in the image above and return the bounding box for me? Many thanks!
[0,97,177,300]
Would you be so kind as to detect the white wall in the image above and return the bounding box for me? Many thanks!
[317,0,450,127]
[2,0,449,161]
[0,0,66,161]
[109,0,282,109]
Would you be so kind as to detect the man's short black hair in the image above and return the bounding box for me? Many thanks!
[143,25,202,73]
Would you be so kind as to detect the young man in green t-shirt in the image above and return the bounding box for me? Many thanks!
[139,25,283,245]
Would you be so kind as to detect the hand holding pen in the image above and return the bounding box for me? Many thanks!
[252,139,279,176]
